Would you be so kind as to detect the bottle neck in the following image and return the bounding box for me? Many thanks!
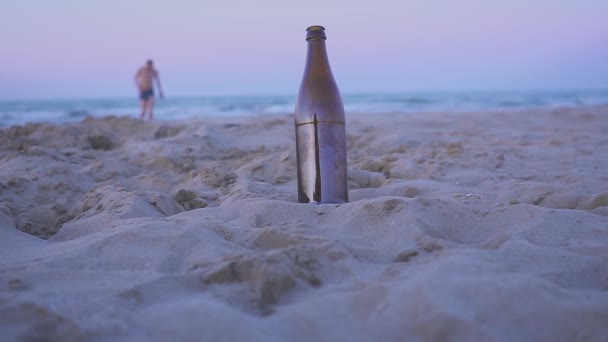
[305,39,331,73]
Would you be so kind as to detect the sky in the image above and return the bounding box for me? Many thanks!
[1,0,607,100]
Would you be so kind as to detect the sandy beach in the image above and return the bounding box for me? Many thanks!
[1,106,608,341]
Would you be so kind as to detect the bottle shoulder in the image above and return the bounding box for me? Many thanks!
[295,84,345,123]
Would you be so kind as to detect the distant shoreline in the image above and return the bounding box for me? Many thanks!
[1,90,607,128]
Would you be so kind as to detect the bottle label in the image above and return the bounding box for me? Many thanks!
[296,119,348,203]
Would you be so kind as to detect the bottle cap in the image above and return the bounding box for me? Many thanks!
[306,25,326,41]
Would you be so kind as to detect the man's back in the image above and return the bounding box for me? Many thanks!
[135,67,158,91]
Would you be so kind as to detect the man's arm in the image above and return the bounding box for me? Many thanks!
[155,70,164,98]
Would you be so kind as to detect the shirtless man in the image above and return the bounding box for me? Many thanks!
[134,59,164,120]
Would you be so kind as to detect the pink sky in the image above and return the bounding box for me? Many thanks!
[1,0,607,99]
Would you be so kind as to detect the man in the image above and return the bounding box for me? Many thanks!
[134,59,164,120]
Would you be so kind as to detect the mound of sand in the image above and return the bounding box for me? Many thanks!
[1,107,607,341]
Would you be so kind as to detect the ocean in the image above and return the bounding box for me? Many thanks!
[1,90,607,128]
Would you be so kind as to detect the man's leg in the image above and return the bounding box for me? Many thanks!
[146,97,155,120]
[140,99,146,120]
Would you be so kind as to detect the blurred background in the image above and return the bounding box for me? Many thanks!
[1,0,607,125]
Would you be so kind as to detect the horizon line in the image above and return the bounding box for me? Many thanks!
[1,88,607,103]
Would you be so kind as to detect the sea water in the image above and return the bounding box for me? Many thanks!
[0,90,606,128]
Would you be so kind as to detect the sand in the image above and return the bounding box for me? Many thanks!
[1,106,607,341]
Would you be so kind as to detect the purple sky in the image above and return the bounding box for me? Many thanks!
[1,0,607,99]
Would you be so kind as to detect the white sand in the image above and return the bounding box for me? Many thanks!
[1,106,608,341]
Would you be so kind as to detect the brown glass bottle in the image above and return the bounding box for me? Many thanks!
[295,26,348,204]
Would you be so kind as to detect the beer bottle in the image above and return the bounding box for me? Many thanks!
[295,25,348,204]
